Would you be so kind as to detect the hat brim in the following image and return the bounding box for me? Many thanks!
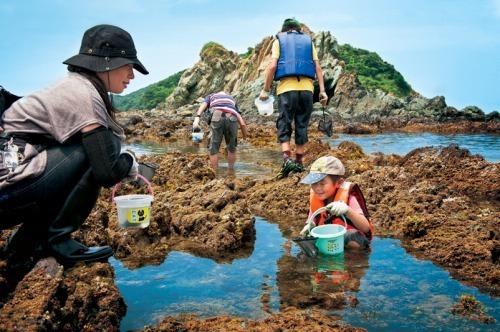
[300,172,328,185]
[63,54,149,75]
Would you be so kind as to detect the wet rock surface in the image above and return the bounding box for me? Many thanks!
[0,114,498,330]
[451,294,496,324]
[0,257,124,331]
[0,258,63,331]
[143,307,365,332]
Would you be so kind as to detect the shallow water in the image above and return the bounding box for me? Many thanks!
[336,238,499,331]
[326,133,500,162]
[112,218,499,331]
[125,140,282,178]
[125,133,499,174]
[112,217,284,331]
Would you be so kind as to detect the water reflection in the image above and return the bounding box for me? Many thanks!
[336,238,500,332]
[277,247,369,310]
[124,140,282,178]
[112,218,499,332]
[113,217,283,331]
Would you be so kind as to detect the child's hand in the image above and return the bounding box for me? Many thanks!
[300,219,316,236]
[326,201,349,216]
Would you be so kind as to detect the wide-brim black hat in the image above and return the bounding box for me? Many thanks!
[63,24,148,75]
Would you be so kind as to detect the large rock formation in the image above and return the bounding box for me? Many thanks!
[164,28,345,117]
[162,25,497,125]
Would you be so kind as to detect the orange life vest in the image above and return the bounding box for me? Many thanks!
[309,181,374,240]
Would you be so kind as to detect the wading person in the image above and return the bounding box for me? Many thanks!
[259,18,328,179]
[0,24,148,265]
[300,156,374,249]
[192,91,247,171]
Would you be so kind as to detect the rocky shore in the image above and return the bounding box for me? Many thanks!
[156,27,499,132]
[0,111,497,330]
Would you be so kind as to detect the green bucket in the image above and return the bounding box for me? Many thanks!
[310,223,346,255]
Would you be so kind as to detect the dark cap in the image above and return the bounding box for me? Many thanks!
[63,24,148,75]
[281,18,301,32]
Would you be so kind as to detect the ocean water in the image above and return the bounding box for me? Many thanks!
[326,133,499,162]
[125,133,499,166]
[112,218,499,331]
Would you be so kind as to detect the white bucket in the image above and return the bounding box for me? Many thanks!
[111,174,155,229]
[254,96,275,116]
[113,194,153,228]
[192,131,204,143]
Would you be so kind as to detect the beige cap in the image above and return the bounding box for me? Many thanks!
[300,156,345,184]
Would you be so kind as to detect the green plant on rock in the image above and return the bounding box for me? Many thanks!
[451,294,495,324]
[459,295,483,311]
[338,44,412,97]
[402,215,427,238]
[200,41,228,59]
[239,47,254,59]
[113,70,184,111]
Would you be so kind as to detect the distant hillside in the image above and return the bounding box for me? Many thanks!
[113,70,184,111]
[338,44,412,97]
[113,35,414,112]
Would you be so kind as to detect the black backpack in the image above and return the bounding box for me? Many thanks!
[0,86,21,120]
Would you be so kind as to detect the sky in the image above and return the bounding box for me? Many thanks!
[1,0,499,112]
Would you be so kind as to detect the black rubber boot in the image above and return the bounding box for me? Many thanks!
[50,238,113,265]
[3,222,48,260]
[48,169,113,266]
[1,201,49,260]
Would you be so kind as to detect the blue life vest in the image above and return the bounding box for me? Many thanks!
[274,31,316,81]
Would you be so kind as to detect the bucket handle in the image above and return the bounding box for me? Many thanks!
[306,206,348,229]
[111,174,154,201]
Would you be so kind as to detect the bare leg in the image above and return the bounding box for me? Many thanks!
[281,141,291,153]
[227,151,236,170]
[296,143,305,155]
[226,168,236,177]
[295,143,306,167]
[209,154,219,170]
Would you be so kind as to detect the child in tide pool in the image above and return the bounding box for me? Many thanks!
[300,156,374,249]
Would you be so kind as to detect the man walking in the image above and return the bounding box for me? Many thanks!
[260,18,328,178]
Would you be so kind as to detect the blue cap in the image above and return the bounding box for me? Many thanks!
[300,172,328,185]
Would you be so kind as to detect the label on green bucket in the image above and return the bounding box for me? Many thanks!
[316,236,344,255]
[126,207,150,224]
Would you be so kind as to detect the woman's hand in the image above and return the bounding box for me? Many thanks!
[122,150,139,181]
